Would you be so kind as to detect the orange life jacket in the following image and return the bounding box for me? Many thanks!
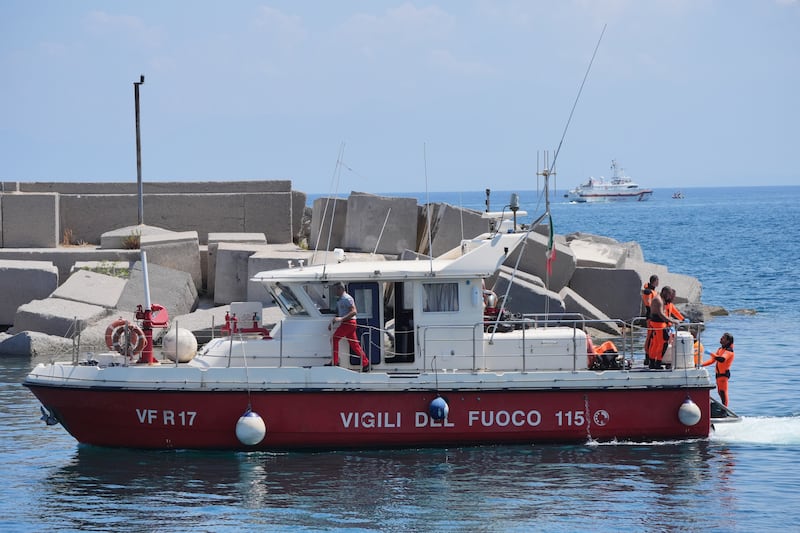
[702,344,734,378]
[641,283,656,316]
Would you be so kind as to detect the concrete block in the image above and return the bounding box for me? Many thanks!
[558,286,621,336]
[567,238,626,269]
[140,231,202,290]
[61,191,295,245]
[426,204,490,257]
[10,297,110,337]
[343,193,418,255]
[243,192,294,244]
[0,248,139,286]
[207,233,268,295]
[212,243,271,305]
[51,270,127,309]
[1,193,59,247]
[504,230,576,292]
[208,233,267,245]
[309,196,348,251]
[491,267,565,315]
[247,246,317,303]
[18,180,293,194]
[568,267,643,322]
[623,260,703,305]
[291,190,308,243]
[0,330,74,358]
[100,224,175,249]
[116,261,198,317]
[0,260,59,325]
[71,261,132,274]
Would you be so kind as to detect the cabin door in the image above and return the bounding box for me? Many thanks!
[349,281,381,365]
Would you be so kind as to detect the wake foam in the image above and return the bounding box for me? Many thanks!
[711,415,800,445]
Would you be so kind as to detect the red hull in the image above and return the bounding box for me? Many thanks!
[27,385,711,450]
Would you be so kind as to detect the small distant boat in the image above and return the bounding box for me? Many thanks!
[672,191,685,199]
[565,160,653,203]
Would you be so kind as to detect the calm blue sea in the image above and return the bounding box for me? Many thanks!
[2,186,799,531]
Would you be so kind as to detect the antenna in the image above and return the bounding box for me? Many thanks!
[489,25,607,343]
[549,24,606,178]
[424,143,434,274]
[318,142,346,278]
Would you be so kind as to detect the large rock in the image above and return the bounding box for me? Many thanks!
[568,267,643,322]
[343,192,418,255]
[207,233,267,295]
[1,192,59,247]
[0,330,74,358]
[51,270,127,309]
[504,230,576,292]
[212,242,270,305]
[491,266,565,315]
[566,235,627,268]
[623,259,702,304]
[423,203,490,257]
[116,261,198,317]
[308,196,348,251]
[558,286,621,336]
[140,231,202,291]
[0,260,59,326]
[9,297,110,337]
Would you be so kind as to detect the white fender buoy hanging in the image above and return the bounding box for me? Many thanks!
[429,396,449,421]
[235,409,266,446]
[678,398,702,426]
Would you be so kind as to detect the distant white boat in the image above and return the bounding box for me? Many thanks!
[565,160,653,202]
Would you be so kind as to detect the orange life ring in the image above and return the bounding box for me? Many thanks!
[105,319,128,350]
[105,320,147,357]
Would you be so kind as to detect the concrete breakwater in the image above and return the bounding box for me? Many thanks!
[0,181,720,357]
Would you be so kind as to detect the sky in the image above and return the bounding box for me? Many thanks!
[1,1,798,194]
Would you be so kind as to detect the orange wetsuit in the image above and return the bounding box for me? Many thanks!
[665,302,685,322]
[646,318,672,368]
[702,344,734,406]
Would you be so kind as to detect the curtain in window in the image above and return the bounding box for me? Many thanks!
[423,283,459,312]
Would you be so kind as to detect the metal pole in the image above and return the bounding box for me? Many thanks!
[134,74,145,225]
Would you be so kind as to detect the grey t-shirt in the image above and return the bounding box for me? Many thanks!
[336,292,356,318]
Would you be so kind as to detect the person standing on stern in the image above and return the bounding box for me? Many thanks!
[702,332,735,407]
[328,282,371,372]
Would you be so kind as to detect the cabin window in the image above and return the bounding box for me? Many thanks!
[303,283,333,313]
[353,288,374,319]
[272,284,309,316]
[422,282,459,313]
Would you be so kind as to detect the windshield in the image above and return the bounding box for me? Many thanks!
[271,283,309,316]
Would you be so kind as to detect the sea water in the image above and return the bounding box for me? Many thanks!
[1,186,799,531]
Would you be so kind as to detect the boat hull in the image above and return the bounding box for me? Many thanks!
[26,384,711,450]
[568,190,653,202]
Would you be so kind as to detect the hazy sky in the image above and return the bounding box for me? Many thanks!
[1,1,798,193]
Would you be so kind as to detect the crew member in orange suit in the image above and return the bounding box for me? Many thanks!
[646,286,680,369]
[702,332,735,406]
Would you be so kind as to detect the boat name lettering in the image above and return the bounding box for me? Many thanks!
[415,412,455,428]
[340,411,401,429]
[468,409,542,427]
[136,408,196,426]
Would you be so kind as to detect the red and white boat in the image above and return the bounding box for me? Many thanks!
[24,187,736,450]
